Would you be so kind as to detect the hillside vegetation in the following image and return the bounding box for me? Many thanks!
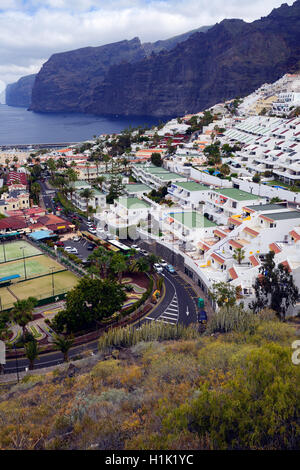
[0,310,299,450]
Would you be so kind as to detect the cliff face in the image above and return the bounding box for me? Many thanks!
[5,74,36,107]
[142,25,212,56]
[30,0,300,117]
[86,1,300,116]
[30,38,146,113]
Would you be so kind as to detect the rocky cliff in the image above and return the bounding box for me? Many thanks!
[30,37,146,113]
[5,74,36,107]
[30,0,300,117]
[85,1,300,116]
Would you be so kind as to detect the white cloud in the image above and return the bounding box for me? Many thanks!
[0,0,296,86]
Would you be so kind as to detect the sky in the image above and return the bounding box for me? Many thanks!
[0,0,296,94]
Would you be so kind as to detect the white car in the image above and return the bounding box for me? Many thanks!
[73,236,80,242]
[88,228,97,235]
[160,260,168,268]
[64,246,73,252]
[154,263,163,273]
[131,245,141,252]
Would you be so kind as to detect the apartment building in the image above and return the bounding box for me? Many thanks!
[204,188,263,225]
[168,181,209,210]
[132,164,187,189]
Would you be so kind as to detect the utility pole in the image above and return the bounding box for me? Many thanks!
[20,247,27,280]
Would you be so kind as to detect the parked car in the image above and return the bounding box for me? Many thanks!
[166,264,175,274]
[87,244,96,251]
[154,263,163,273]
[131,245,141,252]
[64,246,73,252]
[141,250,148,256]
[160,260,168,268]
[70,247,78,254]
[88,228,97,235]
[73,236,80,242]
[55,241,64,247]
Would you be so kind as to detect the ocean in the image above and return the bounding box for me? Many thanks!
[0,105,163,146]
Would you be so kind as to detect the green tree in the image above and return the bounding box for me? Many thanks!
[151,152,163,167]
[11,297,38,337]
[209,282,241,311]
[110,252,128,283]
[52,334,74,362]
[24,339,39,370]
[251,251,299,319]
[233,247,245,265]
[80,188,94,217]
[88,246,113,279]
[106,176,125,204]
[51,277,127,333]
[30,182,41,205]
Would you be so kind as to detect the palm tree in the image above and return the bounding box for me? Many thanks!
[103,155,110,173]
[11,297,38,337]
[110,253,128,283]
[31,182,41,205]
[146,254,161,272]
[88,246,112,279]
[95,175,106,191]
[24,339,39,370]
[52,334,74,362]
[80,188,94,217]
[233,248,245,265]
[130,257,150,274]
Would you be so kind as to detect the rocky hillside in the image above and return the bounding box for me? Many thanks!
[28,0,300,117]
[0,313,299,450]
[30,37,146,113]
[142,25,212,56]
[85,0,300,116]
[5,74,36,108]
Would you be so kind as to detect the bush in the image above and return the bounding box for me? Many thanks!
[206,305,257,334]
[98,322,199,352]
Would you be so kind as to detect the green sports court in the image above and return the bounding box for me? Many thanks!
[0,240,79,310]
[0,240,42,263]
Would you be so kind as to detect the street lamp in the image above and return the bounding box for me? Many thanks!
[2,242,6,263]
[20,247,27,280]
[49,267,55,297]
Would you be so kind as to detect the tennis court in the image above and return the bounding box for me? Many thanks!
[0,271,79,310]
[0,240,41,263]
[0,254,63,280]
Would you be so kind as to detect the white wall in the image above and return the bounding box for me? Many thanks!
[189,168,233,188]
[231,178,300,204]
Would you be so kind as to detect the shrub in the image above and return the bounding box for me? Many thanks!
[206,305,257,334]
[98,322,199,352]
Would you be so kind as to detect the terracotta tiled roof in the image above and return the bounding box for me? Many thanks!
[280,260,292,273]
[269,243,282,254]
[228,239,243,249]
[290,230,300,242]
[229,267,238,280]
[214,229,227,239]
[228,217,242,226]
[249,255,260,267]
[211,253,225,264]
[243,227,259,237]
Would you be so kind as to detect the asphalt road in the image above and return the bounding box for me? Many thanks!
[1,181,200,375]
[141,270,198,327]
